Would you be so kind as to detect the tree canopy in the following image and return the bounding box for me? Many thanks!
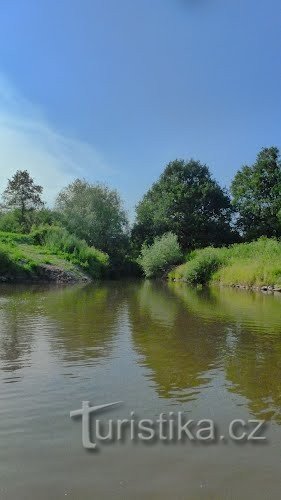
[55,179,129,257]
[2,170,44,231]
[231,147,281,239]
[132,159,235,250]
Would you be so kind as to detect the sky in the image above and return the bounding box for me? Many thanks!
[0,0,280,214]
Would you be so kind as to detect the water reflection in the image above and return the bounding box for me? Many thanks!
[0,286,43,375]
[0,283,125,379]
[168,283,281,421]
[128,281,225,402]
[224,329,281,421]
[169,283,281,334]
[0,281,281,425]
[42,284,125,363]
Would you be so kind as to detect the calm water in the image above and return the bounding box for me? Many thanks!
[0,281,281,499]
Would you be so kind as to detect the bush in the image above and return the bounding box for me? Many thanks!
[0,231,33,244]
[30,224,109,278]
[0,211,22,233]
[138,232,182,278]
[169,237,281,286]
[177,250,224,285]
[0,242,37,276]
[0,245,16,274]
[0,208,59,234]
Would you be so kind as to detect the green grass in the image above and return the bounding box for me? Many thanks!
[0,231,34,244]
[31,224,109,279]
[0,227,109,280]
[168,237,281,287]
[0,241,38,276]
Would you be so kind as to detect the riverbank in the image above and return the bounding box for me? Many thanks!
[168,237,281,290]
[0,230,108,283]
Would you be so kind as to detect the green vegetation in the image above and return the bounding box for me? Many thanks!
[2,170,44,232]
[55,179,129,270]
[138,232,182,278]
[0,145,280,283]
[132,158,237,252]
[169,249,223,285]
[0,229,108,281]
[0,241,36,277]
[31,224,109,278]
[169,238,281,287]
[231,147,281,240]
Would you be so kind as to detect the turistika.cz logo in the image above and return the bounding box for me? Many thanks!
[70,400,267,451]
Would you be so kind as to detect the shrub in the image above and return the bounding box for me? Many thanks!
[169,237,281,286]
[138,232,182,278]
[0,242,38,276]
[30,224,109,278]
[0,245,16,274]
[179,250,224,285]
[0,231,33,244]
[0,211,22,233]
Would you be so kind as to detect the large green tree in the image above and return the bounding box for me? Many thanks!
[2,170,44,231]
[55,179,129,258]
[132,159,235,250]
[231,147,281,239]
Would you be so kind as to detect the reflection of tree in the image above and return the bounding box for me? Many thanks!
[0,283,125,377]
[41,283,126,363]
[224,329,281,422]
[0,286,41,374]
[169,282,281,335]
[128,281,223,402]
[169,282,281,423]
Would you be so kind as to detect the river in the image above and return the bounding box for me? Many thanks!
[0,281,281,499]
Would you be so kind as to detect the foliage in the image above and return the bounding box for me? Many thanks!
[138,232,182,278]
[169,237,281,287]
[2,170,44,232]
[55,179,129,258]
[0,207,58,234]
[31,208,59,227]
[0,210,23,233]
[132,159,236,251]
[30,224,109,278]
[0,241,38,276]
[231,147,281,239]
[0,231,33,244]
[170,250,224,285]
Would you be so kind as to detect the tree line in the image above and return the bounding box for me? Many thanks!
[0,146,280,272]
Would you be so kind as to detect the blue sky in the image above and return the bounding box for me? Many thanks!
[0,0,280,214]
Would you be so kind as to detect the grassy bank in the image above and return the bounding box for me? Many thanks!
[0,227,109,282]
[168,238,281,288]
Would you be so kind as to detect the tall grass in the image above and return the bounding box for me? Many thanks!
[31,225,109,278]
[169,237,281,286]
[0,242,37,276]
[0,231,33,244]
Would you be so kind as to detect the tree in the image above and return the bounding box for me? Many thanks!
[2,170,44,231]
[132,159,235,251]
[138,232,182,278]
[231,147,281,239]
[55,179,129,259]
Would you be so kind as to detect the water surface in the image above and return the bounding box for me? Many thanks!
[0,281,281,499]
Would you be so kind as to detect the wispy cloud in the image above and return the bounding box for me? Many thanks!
[0,75,112,205]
